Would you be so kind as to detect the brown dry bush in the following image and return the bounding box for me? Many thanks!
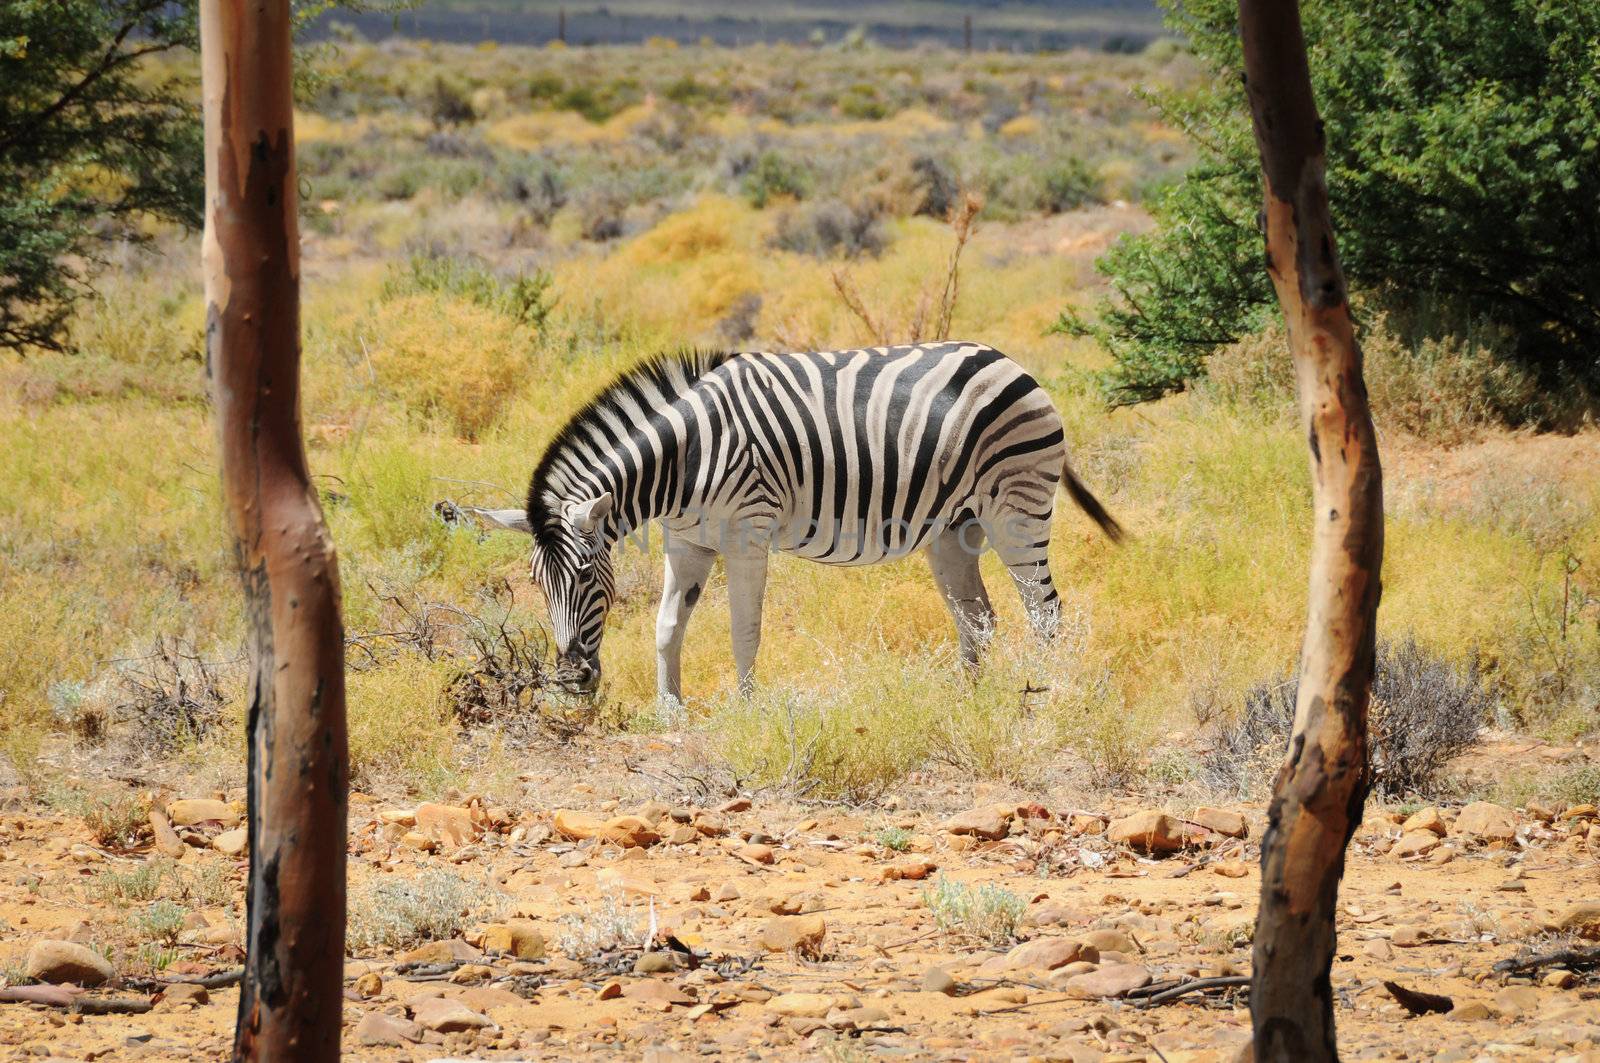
[1203,637,1490,799]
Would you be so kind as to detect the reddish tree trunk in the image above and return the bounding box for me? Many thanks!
[1238,1,1384,1060]
[199,2,349,1059]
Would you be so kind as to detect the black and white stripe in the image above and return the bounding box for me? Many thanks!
[518,341,1121,697]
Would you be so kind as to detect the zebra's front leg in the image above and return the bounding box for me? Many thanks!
[656,541,717,704]
[926,520,995,667]
[725,549,769,695]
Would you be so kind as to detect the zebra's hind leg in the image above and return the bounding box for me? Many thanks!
[926,520,995,667]
[657,540,717,706]
[725,549,769,695]
[991,509,1061,639]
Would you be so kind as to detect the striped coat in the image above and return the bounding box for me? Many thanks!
[486,341,1120,699]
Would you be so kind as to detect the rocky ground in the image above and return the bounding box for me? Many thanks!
[2,735,1599,1062]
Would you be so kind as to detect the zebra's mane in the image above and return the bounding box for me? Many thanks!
[526,347,737,546]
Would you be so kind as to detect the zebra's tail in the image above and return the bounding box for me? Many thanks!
[1061,462,1125,544]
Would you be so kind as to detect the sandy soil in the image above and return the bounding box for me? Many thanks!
[2,734,1599,1062]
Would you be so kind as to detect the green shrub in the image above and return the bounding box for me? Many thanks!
[1065,0,1600,405]
[741,151,811,209]
[921,875,1026,947]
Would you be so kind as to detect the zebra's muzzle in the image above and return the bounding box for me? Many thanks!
[556,654,600,695]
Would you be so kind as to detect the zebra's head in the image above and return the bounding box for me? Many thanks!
[530,493,616,694]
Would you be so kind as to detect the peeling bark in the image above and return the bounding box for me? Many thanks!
[1239,2,1384,1061]
[199,2,348,1060]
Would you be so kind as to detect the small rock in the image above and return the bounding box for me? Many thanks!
[668,826,699,845]
[1364,938,1393,962]
[148,808,186,859]
[879,859,937,882]
[1544,969,1579,989]
[1555,903,1600,937]
[995,937,1098,972]
[921,967,958,995]
[830,1004,890,1029]
[758,915,826,959]
[1401,807,1447,836]
[1390,925,1428,948]
[940,805,1012,841]
[718,798,752,814]
[211,828,247,856]
[1107,811,1186,853]
[162,983,208,1007]
[622,980,693,1006]
[1392,831,1441,858]
[766,993,835,1018]
[714,882,741,902]
[1063,963,1152,1000]
[352,971,382,998]
[1081,929,1137,955]
[633,951,676,974]
[397,939,482,965]
[355,1011,423,1046]
[1453,801,1517,842]
[415,803,478,848]
[1212,861,1250,879]
[25,940,114,986]
[737,843,775,865]
[1449,1000,1493,1022]
[480,920,545,959]
[167,798,239,827]
[1190,808,1248,838]
[1493,985,1539,1017]
[410,996,492,1033]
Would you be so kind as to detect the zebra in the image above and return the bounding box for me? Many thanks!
[470,341,1122,700]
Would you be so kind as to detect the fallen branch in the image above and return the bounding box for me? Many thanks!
[124,967,244,992]
[1492,946,1600,978]
[0,985,154,1014]
[1133,975,1252,1007]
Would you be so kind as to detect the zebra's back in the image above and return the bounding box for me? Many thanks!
[689,341,1066,564]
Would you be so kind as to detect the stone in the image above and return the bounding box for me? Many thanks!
[622,980,693,1006]
[1081,929,1137,955]
[737,843,776,865]
[1454,802,1517,842]
[458,986,526,1011]
[415,803,478,848]
[998,937,1098,972]
[1212,861,1250,878]
[356,1011,423,1046]
[166,798,239,827]
[1107,811,1186,853]
[940,805,1012,841]
[880,859,937,882]
[1556,903,1600,937]
[921,967,958,995]
[758,915,826,958]
[1062,963,1152,1000]
[1392,831,1441,858]
[830,1004,890,1029]
[553,809,605,840]
[1390,925,1428,948]
[353,971,383,998]
[1401,807,1447,836]
[603,815,661,848]
[161,983,208,1007]
[25,940,114,986]
[668,826,699,845]
[1190,808,1248,838]
[148,808,186,859]
[398,939,483,965]
[1493,986,1540,1017]
[1449,1000,1493,1022]
[211,828,247,856]
[714,882,741,902]
[410,996,492,1033]
[633,951,676,974]
[480,920,546,959]
[767,993,836,1018]
[718,798,752,813]
[1364,938,1394,962]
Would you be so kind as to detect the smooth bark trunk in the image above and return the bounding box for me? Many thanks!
[200,2,348,1059]
[1239,2,1384,1060]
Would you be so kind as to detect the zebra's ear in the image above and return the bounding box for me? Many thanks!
[569,492,614,535]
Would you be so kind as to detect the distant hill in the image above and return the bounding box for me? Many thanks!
[319,1,1167,52]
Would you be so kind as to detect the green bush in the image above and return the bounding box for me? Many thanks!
[1064,0,1600,405]
[741,151,811,209]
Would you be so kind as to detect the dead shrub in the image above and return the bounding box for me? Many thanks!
[107,639,231,752]
[1203,637,1490,799]
[770,198,885,259]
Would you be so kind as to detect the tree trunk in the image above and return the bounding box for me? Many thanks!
[1238,2,1384,1060]
[200,2,349,1060]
